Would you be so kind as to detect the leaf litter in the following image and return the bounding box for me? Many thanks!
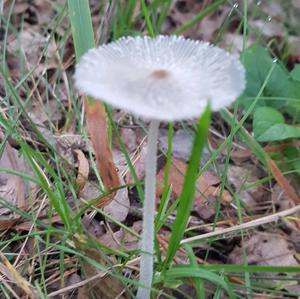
[0,0,300,298]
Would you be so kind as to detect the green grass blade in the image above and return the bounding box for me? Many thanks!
[140,0,155,36]
[163,265,233,297]
[184,244,206,299]
[201,264,300,273]
[68,0,95,60]
[163,106,211,270]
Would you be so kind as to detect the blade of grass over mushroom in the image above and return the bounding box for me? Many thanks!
[163,106,211,271]
[68,0,119,204]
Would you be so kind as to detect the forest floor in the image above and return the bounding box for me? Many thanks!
[1,0,300,298]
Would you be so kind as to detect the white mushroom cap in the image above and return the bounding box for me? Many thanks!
[75,35,245,121]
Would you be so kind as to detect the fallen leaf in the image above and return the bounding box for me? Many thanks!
[84,97,119,208]
[0,143,30,214]
[228,232,298,267]
[229,146,253,164]
[156,158,232,220]
[97,229,124,250]
[104,178,129,223]
[0,217,19,231]
[271,184,295,211]
[74,149,89,192]
[80,176,129,222]
[227,164,267,208]
[98,221,141,251]
[29,0,54,25]
[28,100,63,125]
[45,269,80,296]
[125,140,148,183]
[8,2,29,14]
[284,284,300,296]
[79,247,130,299]
[113,127,137,153]
[8,29,46,68]
[268,159,300,205]
[159,129,193,161]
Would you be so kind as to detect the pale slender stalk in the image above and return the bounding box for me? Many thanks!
[137,120,160,299]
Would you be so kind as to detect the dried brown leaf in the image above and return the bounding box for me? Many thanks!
[228,232,298,267]
[74,149,89,192]
[104,179,129,223]
[227,164,267,207]
[0,143,30,214]
[156,158,231,220]
[268,159,300,205]
[97,221,141,251]
[125,141,148,183]
[8,30,46,67]
[84,97,119,208]
[159,129,193,161]
[79,248,130,299]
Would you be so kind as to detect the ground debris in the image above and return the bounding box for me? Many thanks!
[159,128,193,161]
[157,158,232,220]
[227,163,268,208]
[0,142,34,215]
[228,232,299,267]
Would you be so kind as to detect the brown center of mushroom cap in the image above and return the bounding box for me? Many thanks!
[150,69,169,79]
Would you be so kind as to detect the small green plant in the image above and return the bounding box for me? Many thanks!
[240,44,300,175]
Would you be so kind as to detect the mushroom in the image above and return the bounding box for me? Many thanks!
[74,35,245,299]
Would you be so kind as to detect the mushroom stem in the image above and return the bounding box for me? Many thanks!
[137,119,160,299]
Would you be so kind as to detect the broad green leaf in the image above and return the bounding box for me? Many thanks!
[258,124,300,142]
[253,107,284,138]
[291,64,300,82]
[288,79,300,99]
[253,107,300,142]
[284,147,300,176]
[288,65,300,101]
[285,79,300,120]
[241,45,290,108]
